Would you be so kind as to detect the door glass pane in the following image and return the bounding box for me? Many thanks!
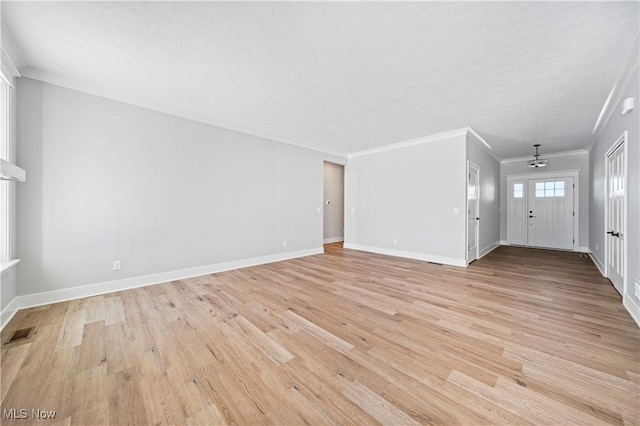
[513,183,523,198]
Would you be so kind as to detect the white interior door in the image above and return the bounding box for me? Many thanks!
[606,140,625,295]
[527,177,574,250]
[467,163,479,263]
[507,180,527,245]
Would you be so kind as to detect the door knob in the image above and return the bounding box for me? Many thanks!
[476,217,480,221]
[529,215,535,218]
[613,232,620,237]
[607,231,614,235]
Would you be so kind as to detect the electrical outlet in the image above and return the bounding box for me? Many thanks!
[595,243,598,251]
[113,260,122,271]
[282,240,287,248]
[393,238,398,245]
[635,279,640,299]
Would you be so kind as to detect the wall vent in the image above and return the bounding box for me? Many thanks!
[4,327,35,344]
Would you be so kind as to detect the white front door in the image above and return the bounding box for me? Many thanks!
[606,139,625,295]
[467,163,479,263]
[527,177,574,250]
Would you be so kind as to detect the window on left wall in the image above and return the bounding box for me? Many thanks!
[1,74,12,264]
[0,69,21,269]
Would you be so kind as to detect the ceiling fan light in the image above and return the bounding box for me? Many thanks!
[526,144,547,168]
[527,159,547,168]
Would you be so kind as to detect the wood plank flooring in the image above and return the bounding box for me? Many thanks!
[1,244,638,425]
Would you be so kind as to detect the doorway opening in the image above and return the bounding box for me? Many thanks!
[323,162,344,246]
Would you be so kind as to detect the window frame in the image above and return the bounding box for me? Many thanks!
[0,50,23,272]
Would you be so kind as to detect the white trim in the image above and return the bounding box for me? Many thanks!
[623,295,640,327]
[589,34,639,149]
[576,246,589,253]
[501,150,588,164]
[0,48,21,83]
[589,251,606,277]
[19,69,348,161]
[506,170,580,249]
[343,243,467,267]
[14,247,323,312]
[467,129,501,162]
[0,158,26,182]
[1,21,27,74]
[348,128,469,159]
[478,241,501,259]
[0,258,20,276]
[505,169,582,180]
[0,297,18,330]
[323,236,344,244]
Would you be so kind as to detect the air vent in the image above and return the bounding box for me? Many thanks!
[4,327,35,344]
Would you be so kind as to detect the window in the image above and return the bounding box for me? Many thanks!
[535,181,565,198]
[1,75,11,264]
[513,183,524,198]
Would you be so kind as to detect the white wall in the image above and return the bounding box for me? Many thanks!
[466,135,501,256]
[323,162,344,242]
[16,78,340,298]
[344,133,467,266]
[500,151,590,249]
[589,62,639,324]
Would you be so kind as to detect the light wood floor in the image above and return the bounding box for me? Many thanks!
[1,244,639,425]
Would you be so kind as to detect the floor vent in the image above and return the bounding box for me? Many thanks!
[5,327,35,344]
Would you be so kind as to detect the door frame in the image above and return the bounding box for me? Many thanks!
[604,131,628,295]
[466,161,480,265]
[506,169,580,250]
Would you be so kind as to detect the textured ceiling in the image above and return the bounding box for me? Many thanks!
[2,1,639,158]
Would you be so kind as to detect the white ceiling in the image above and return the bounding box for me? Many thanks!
[2,1,639,158]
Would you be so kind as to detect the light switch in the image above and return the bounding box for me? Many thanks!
[453,208,459,215]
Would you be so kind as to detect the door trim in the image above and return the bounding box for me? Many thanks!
[604,131,628,296]
[466,161,480,265]
[506,169,580,250]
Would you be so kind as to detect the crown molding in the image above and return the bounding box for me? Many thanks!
[348,127,470,159]
[20,67,348,160]
[348,126,500,161]
[466,127,501,162]
[589,33,639,151]
[0,48,20,83]
[1,19,26,77]
[501,149,588,164]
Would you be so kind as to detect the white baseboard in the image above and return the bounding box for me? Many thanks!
[1,297,18,331]
[588,251,606,277]
[323,236,344,244]
[343,243,466,267]
[623,295,640,327]
[479,241,501,259]
[11,247,324,316]
[500,240,510,245]
[576,246,589,253]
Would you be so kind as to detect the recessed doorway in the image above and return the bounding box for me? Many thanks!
[323,162,344,244]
